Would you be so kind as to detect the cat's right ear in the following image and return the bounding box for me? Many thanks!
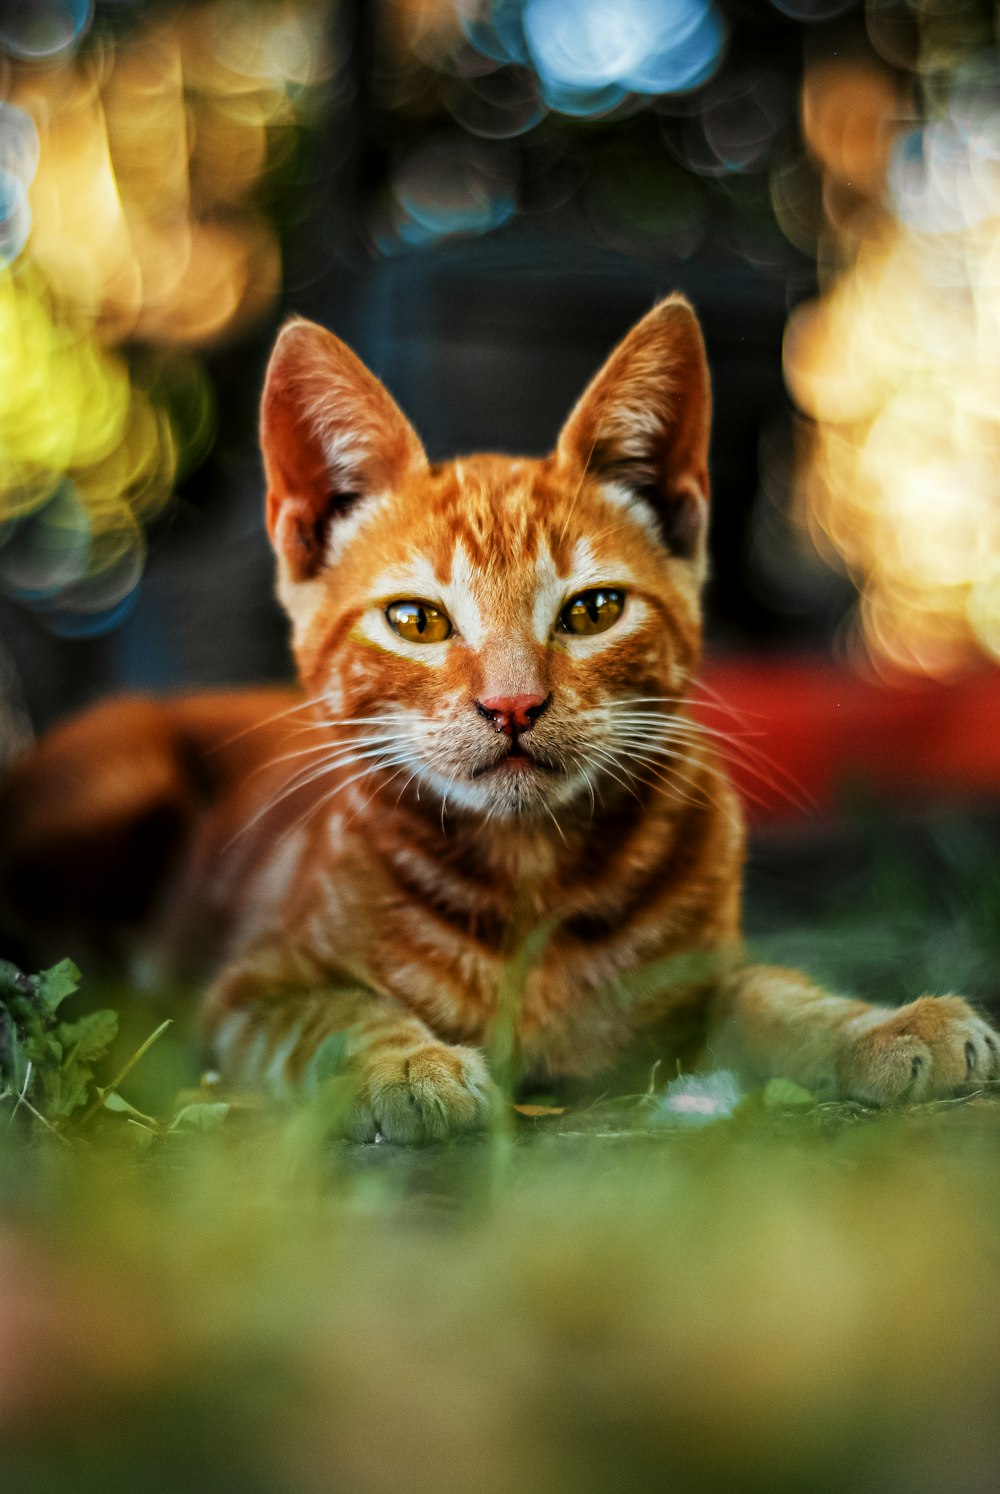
[555,296,711,573]
[260,319,428,581]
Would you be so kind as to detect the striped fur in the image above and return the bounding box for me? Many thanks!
[1,299,996,1138]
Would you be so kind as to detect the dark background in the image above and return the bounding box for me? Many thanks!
[0,0,908,735]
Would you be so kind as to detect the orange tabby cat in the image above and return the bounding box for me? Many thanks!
[2,298,996,1139]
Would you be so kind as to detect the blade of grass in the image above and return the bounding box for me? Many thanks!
[77,1018,174,1128]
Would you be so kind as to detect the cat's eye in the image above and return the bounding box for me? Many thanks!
[385,600,453,644]
[558,588,626,637]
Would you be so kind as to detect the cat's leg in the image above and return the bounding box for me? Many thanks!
[205,964,499,1143]
[707,963,1000,1104]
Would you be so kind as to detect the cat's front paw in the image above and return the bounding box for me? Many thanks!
[839,996,999,1105]
[347,1040,500,1144]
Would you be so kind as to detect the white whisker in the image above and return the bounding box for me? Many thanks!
[274,752,418,848]
[540,799,567,843]
[249,734,406,775]
[607,705,813,813]
[224,746,416,851]
[583,745,644,803]
[212,692,329,751]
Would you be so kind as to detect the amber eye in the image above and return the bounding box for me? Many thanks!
[558,588,626,637]
[386,600,453,644]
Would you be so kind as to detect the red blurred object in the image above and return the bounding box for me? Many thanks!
[697,657,1000,823]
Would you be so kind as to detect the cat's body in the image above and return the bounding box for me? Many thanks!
[2,299,996,1138]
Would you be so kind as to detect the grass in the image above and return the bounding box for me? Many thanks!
[2,807,1000,1494]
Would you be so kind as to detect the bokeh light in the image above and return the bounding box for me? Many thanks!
[6,0,999,676]
[770,0,853,19]
[0,264,210,634]
[521,0,724,109]
[379,133,517,249]
[442,0,727,120]
[0,0,94,61]
[0,0,330,632]
[375,0,735,252]
[784,35,1000,677]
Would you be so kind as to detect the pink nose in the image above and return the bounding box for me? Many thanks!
[477,693,550,735]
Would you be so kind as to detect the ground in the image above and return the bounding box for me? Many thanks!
[2,806,999,1494]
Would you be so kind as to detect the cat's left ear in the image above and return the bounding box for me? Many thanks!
[261,318,428,582]
[555,296,711,569]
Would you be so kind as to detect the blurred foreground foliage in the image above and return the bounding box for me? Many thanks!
[2,812,1000,1494]
[0,957,110,1121]
[0,957,226,1141]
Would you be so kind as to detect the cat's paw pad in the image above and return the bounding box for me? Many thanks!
[349,1041,499,1144]
[841,996,1000,1105]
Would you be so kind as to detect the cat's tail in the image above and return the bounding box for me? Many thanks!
[0,640,33,778]
[0,695,204,972]
[0,687,300,976]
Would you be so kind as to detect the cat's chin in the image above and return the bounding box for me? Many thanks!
[418,761,586,822]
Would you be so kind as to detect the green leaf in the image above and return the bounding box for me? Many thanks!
[32,959,82,1014]
[170,1102,231,1132]
[0,958,132,1130]
[57,1008,118,1062]
[44,1008,119,1120]
[102,1091,158,1126]
[44,1069,90,1120]
[762,1077,817,1110]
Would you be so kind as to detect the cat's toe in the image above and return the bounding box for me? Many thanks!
[349,1042,499,1144]
[839,996,1000,1106]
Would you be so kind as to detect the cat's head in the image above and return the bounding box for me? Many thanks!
[260,298,711,820]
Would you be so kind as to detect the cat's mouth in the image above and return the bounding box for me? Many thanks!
[470,743,560,778]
